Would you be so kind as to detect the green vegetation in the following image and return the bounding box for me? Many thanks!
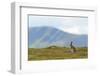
[28,46,88,61]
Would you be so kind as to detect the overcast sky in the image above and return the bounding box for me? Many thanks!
[29,15,88,35]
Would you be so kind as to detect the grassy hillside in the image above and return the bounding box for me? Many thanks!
[28,47,88,61]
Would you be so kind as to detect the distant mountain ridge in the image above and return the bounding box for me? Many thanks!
[28,26,88,48]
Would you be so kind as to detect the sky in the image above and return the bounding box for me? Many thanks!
[29,15,88,35]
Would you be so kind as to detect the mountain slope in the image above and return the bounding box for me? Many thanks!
[28,26,88,48]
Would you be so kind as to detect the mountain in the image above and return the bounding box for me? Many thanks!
[28,26,88,48]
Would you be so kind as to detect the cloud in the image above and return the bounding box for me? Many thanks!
[60,27,80,34]
[56,17,88,34]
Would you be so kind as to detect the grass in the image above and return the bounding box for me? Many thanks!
[28,46,88,61]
